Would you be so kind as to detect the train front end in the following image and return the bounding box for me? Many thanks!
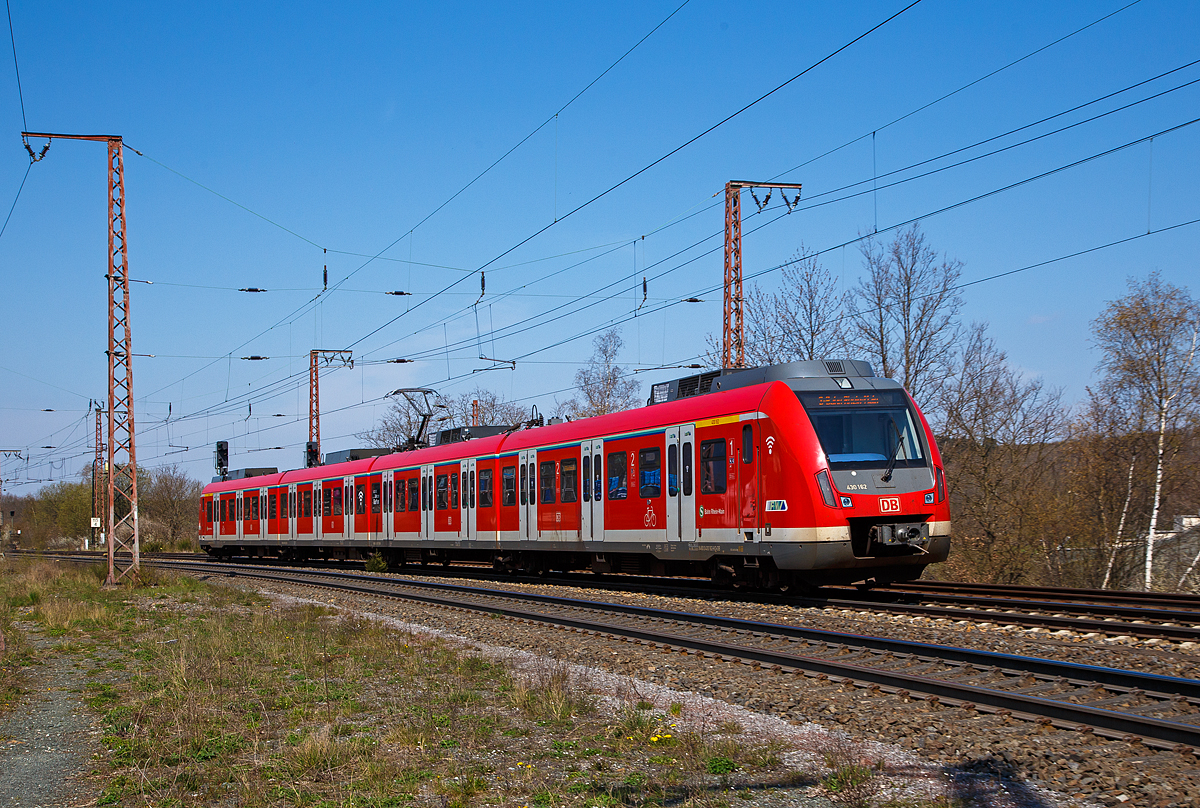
[664,360,950,588]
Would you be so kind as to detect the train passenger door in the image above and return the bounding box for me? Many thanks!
[353,476,369,537]
[581,439,604,541]
[665,425,696,542]
[287,484,297,539]
[518,450,536,540]
[314,482,324,540]
[382,471,393,540]
[420,464,434,539]
[738,421,759,541]
[460,459,476,539]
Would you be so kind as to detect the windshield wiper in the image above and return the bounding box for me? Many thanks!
[881,420,905,482]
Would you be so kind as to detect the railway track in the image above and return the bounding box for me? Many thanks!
[137,557,1200,751]
[21,549,1200,641]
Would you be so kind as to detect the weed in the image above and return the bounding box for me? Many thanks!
[707,756,737,775]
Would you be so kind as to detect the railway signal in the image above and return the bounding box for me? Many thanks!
[721,180,802,369]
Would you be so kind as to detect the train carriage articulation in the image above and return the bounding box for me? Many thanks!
[200,360,951,588]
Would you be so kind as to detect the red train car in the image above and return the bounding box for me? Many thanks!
[200,360,951,588]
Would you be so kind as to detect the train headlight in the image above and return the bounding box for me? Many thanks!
[924,492,935,505]
[839,496,853,508]
[815,470,838,509]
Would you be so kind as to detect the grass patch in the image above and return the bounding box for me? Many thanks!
[0,556,812,807]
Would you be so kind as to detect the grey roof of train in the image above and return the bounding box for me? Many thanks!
[647,359,903,406]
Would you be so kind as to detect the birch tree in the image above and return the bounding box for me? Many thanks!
[560,328,641,418]
[1092,272,1200,590]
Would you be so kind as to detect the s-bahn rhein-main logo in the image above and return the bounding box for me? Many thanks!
[879,497,901,513]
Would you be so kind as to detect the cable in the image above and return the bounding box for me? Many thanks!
[130,0,696,401]
[0,161,30,241]
[129,105,1200,455]
[341,2,925,354]
[130,209,1200,471]
[5,0,25,131]
[770,0,1147,181]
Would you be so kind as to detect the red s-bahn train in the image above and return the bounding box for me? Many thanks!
[199,359,951,589]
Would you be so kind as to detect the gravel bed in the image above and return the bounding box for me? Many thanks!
[380,570,1200,680]
[210,570,1200,808]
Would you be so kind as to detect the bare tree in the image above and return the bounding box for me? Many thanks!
[851,224,963,407]
[560,328,641,419]
[710,246,851,367]
[142,465,204,546]
[357,396,433,449]
[357,385,526,449]
[444,387,526,428]
[1092,272,1200,590]
[938,323,1067,584]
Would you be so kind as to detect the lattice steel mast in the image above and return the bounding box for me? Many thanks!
[308,349,353,465]
[722,180,802,369]
[23,132,141,583]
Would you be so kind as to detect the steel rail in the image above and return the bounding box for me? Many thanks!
[20,550,1200,639]
[150,558,1200,750]
[884,579,1200,609]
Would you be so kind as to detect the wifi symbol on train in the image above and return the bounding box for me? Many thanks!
[764,436,776,455]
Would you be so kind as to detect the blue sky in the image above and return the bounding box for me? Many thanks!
[2,0,1198,491]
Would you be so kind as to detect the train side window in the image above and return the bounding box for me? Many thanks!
[268,493,276,520]
[356,484,366,515]
[742,424,754,464]
[700,439,727,494]
[639,448,661,498]
[371,481,381,514]
[252,494,260,520]
[607,452,628,500]
[682,442,693,496]
[219,499,226,522]
[539,461,556,504]
[470,470,476,508]
[303,490,312,518]
[520,464,527,505]
[502,466,517,506]
[206,500,213,523]
[479,468,493,507]
[333,486,344,516]
[594,454,602,501]
[561,458,578,503]
[451,472,460,510]
[667,445,679,497]
[436,474,449,510]
[408,478,419,512]
[581,456,591,502]
[394,479,404,511]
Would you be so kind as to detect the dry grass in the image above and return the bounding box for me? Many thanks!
[1,558,838,807]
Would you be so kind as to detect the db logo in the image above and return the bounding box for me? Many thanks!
[880,497,901,513]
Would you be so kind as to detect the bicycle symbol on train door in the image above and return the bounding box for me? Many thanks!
[644,500,657,527]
